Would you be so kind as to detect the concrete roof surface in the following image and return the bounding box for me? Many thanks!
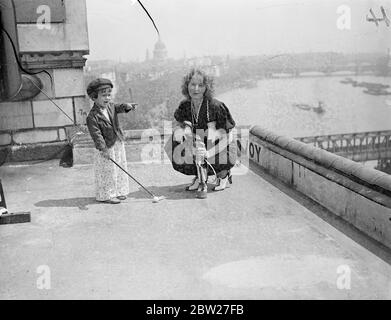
[0,161,391,299]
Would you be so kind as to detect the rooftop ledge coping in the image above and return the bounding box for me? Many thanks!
[250,126,391,195]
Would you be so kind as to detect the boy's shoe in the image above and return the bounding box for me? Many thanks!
[213,173,233,192]
[99,198,121,204]
[186,177,200,191]
[196,183,208,199]
[117,196,127,200]
[0,207,8,216]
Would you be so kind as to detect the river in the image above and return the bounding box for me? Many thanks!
[217,75,391,138]
[217,75,391,173]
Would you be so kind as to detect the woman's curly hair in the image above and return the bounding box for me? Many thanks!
[181,68,215,101]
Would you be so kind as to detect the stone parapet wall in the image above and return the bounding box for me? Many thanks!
[0,94,90,146]
[72,126,251,165]
[0,126,74,163]
[0,141,68,163]
[0,127,70,146]
[250,126,391,249]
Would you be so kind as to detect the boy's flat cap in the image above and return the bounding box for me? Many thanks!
[86,78,113,96]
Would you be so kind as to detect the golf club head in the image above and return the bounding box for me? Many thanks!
[152,196,165,203]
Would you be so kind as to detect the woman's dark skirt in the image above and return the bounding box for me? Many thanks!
[166,131,237,176]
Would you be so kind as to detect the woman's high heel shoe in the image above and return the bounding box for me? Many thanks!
[186,177,200,191]
[213,172,232,191]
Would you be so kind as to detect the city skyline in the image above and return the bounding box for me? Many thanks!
[86,0,390,62]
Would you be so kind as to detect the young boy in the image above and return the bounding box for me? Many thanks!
[86,78,137,204]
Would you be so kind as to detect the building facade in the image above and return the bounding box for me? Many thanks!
[0,0,89,161]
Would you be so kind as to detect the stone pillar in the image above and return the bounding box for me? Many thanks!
[0,0,90,161]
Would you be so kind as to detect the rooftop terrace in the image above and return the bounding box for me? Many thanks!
[1,160,391,299]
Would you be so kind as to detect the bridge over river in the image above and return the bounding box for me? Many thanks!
[296,130,391,163]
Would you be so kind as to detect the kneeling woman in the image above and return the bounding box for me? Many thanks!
[172,69,237,199]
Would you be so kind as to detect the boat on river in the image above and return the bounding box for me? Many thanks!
[293,103,312,110]
[341,78,390,92]
[293,101,326,114]
[313,101,326,114]
[340,77,355,84]
[363,89,391,96]
[237,79,258,89]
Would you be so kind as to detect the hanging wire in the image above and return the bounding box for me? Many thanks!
[0,25,53,89]
[136,0,160,37]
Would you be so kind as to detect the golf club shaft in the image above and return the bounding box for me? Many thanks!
[109,158,156,198]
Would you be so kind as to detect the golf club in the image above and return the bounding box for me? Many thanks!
[109,158,165,203]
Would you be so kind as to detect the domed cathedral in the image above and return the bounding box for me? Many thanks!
[153,37,168,62]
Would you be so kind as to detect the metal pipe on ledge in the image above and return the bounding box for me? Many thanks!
[0,0,42,101]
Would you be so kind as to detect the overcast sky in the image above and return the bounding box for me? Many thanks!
[85,0,391,61]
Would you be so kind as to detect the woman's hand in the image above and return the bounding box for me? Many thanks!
[207,121,218,142]
[193,144,208,160]
[182,121,193,129]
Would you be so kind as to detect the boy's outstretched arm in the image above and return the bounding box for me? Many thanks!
[114,103,138,114]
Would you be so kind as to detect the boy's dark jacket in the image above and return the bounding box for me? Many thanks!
[86,102,133,151]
